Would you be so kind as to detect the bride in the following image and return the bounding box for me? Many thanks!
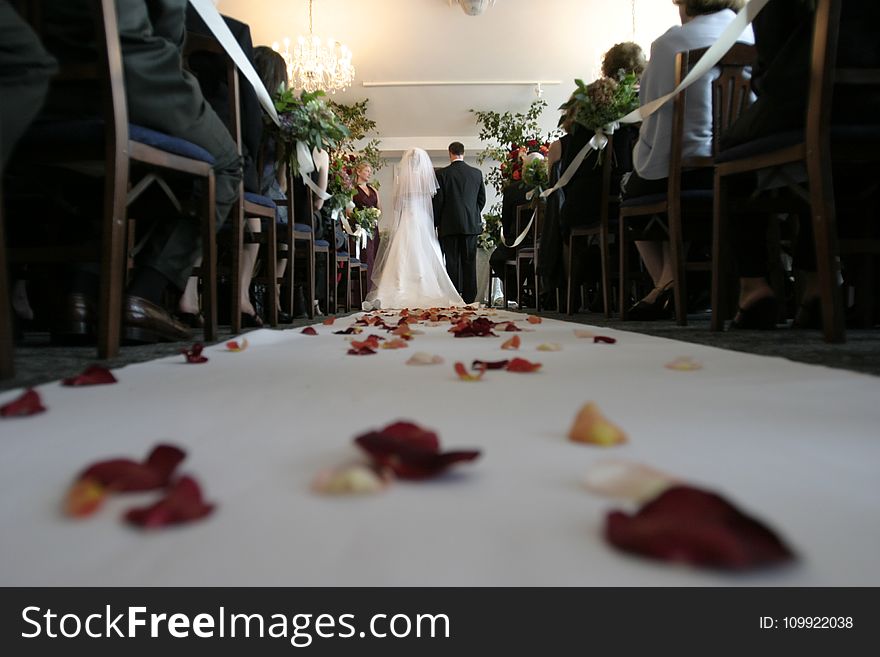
[362,148,465,310]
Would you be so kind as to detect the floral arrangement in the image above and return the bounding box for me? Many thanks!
[471,99,557,195]
[477,205,502,251]
[273,88,349,174]
[521,155,549,198]
[562,72,639,134]
[330,99,385,174]
[326,151,357,214]
[500,139,551,191]
[350,206,381,239]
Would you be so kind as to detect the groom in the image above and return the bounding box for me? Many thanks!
[433,142,486,303]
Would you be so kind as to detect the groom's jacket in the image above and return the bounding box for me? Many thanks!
[433,160,486,238]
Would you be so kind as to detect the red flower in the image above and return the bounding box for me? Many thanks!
[181,343,208,363]
[512,170,522,181]
[62,365,117,386]
[0,389,47,417]
[450,317,496,337]
[606,485,796,570]
[355,421,481,480]
[125,476,215,528]
[527,139,538,147]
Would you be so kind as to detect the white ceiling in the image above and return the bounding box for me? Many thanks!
[217,0,679,151]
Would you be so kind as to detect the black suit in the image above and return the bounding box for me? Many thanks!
[432,159,486,303]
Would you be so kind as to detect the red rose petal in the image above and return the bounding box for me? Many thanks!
[0,389,47,417]
[454,362,485,381]
[506,357,542,373]
[354,421,479,480]
[301,326,318,335]
[347,345,377,355]
[594,336,617,344]
[78,444,186,492]
[181,343,208,363]
[472,359,509,370]
[125,476,215,528]
[62,365,117,386]
[605,485,796,570]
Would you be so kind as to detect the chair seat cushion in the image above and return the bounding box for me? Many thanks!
[243,192,276,208]
[292,223,313,233]
[25,120,216,164]
[620,189,713,208]
[314,239,330,248]
[716,124,880,164]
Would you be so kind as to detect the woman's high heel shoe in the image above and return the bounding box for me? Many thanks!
[626,286,674,321]
[730,296,778,330]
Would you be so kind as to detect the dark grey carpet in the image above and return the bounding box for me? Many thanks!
[3,310,879,392]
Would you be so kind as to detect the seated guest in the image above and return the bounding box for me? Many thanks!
[722,0,880,329]
[40,0,241,343]
[622,0,752,320]
[541,42,644,310]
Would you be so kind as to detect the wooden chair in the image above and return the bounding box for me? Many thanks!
[619,43,756,324]
[10,0,218,358]
[512,202,543,310]
[712,0,880,342]
[566,132,616,316]
[0,176,13,379]
[183,31,279,331]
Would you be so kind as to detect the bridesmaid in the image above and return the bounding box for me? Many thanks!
[352,161,382,291]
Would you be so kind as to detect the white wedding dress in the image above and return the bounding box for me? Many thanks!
[363,149,465,310]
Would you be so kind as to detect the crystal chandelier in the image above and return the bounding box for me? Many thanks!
[273,0,354,94]
[449,0,497,16]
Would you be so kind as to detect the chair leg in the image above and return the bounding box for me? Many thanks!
[600,227,611,318]
[566,236,575,315]
[668,204,688,326]
[97,151,128,359]
[711,172,727,332]
[0,195,14,379]
[266,216,278,327]
[229,196,243,335]
[619,217,629,320]
[807,157,845,343]
[201,173,218,342]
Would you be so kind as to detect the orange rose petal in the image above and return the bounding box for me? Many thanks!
[526,315,542,324]
[506,357,542,373]
[323,317,336,326]
[665,356,703,371]
[64,478,107,518]
[225,338,249,352]
[501,335,521,350]
[568,402,627,446]
[574,329,596,338]
[381,338,409,350]
[454,362,485,381]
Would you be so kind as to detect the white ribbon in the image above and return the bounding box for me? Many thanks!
[339,212,369,257]
[499,207,537,249]
[188,0,279,125]
[296,141,331,201]
[542,0,770,198]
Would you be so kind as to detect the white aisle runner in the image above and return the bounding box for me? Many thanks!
[1,311,878,586]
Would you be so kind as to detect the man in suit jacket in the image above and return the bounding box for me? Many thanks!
[432,142,486,303]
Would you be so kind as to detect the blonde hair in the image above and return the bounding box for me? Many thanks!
[673,0,746,16]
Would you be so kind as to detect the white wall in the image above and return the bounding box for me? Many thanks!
[216,0,680,211]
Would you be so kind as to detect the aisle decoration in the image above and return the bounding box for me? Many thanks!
[478,208,502,252]
[354,421,481,480]
[506,358,542,373]
[272,88,349,175]
[301,326,318,335]
[65,444,186,517]
[568,402,627,446]
[536,343,562,352]
[125,476,215,528]
[181,343,208,364]
[605,485,796,570]
[313,463,391,495]
[0,388,46,417]
[665,356,703,371]
[582,459,678,503]
[471,359,509,371]
[62,365,117,386]
[406,352,444,366]
[450,317,497,338]
[526,315,542,324]
[323,317,336,326]
[500,335,521,350]
[225,338,249,352]
[454,362,486,381]
[593,336,617,344]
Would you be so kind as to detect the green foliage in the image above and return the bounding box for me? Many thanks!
[470,99,557,195]
[272,88,349,174]
[478,202,503,251]
[350,206,381,238]
[330,99,385,175]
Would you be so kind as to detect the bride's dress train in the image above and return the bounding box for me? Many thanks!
[363,149,465,310]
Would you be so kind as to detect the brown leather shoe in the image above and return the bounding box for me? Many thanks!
[52,293,96,343]
[122,295,191,343]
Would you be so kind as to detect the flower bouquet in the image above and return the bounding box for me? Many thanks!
[521,155,549,198]
[499,139,550,191]
[326,152,357,215]
[478,209,502,251]
[350,206,381,239]
[562,72,639,135]
[272,87,349,174]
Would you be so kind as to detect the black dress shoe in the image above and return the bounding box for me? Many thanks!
[730,296,779,330]
[626,287,674,321]
[51,293,96,343]
[277,310,293,324]
[791,297,820,329]
[174,312,205,329]
[240,312,264,328]
[122,295,191,343]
